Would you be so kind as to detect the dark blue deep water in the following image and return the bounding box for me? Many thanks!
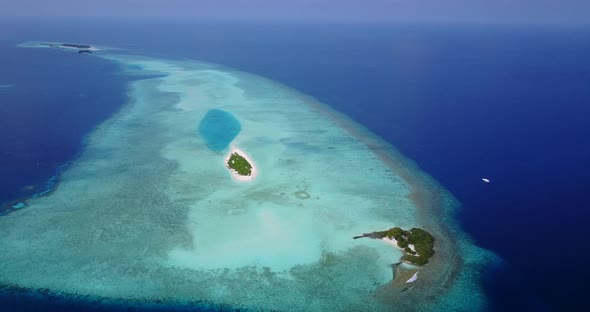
[0,40,134,213]
[1,19,589,311]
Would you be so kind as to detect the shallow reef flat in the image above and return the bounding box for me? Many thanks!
[0,50,494,311]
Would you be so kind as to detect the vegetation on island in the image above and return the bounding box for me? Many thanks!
[227,152,252,176]
[374,227,435,266]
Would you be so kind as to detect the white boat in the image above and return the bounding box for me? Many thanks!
[482,178,490,183]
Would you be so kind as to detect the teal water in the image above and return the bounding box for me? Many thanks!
[198,109,241,151]
[0,43,494,312]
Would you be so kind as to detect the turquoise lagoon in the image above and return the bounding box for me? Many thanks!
[0,47,494,311]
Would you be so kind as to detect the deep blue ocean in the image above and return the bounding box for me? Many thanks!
[1,19,589,311]
[0,40,135,212]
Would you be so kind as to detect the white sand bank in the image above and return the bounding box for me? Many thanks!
[382,237,419,256]
[406,271,419,283]
[382,237,401,250]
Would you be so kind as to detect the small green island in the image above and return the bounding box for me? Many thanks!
[354,227,435,266]
[227,152,253,176]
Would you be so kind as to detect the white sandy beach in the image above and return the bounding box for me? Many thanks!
[382,237,401,250]
[382,237,418,255]
[406,271,419,283]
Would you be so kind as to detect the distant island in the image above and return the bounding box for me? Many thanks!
[61,43,92,49]
[42,43,92,49]
[354,227,435,265]
[224,147,258,182]
[40,43,96,54]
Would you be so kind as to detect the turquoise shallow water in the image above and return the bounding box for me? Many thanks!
[198,109,241,151]
[0,44,495,311]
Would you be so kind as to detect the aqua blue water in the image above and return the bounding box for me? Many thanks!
[198,109,241,151]
[1,19,589,311]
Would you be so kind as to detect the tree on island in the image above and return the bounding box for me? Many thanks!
[369,226,436,266]
[227,152,252,176]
